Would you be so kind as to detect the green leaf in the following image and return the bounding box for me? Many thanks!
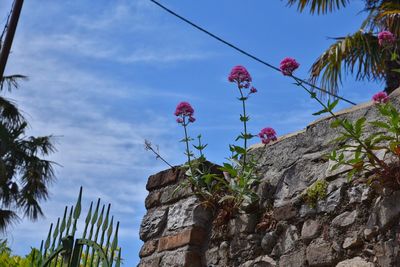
[328,99,339,111]
[330,119,342,128]
[219,195,235,203]
[370,121,391,130]
[355,117,366,135]
[391,68,400,73]
[391,52,399,61]
[240,115,249,122]
[312,107,328,116]
[347,168,358,181]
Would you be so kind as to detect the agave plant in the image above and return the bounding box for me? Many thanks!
[286,0,400,95]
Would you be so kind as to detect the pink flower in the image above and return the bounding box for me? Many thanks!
[258,127,277,144]
[250,87,257,94]
[188,116,196,123]
[372,91,389,104]
[280,57,300,76]
[174,102,194,117]
[378,31,396,47]
[228,65,252,87]
[176,118,184,123]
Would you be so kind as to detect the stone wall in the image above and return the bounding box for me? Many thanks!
[138,167,213,267]
[139,90,400,267]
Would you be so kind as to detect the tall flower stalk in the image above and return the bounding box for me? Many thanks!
[280,57,392,181]
[228,65,255,169]
[175,101,196,174]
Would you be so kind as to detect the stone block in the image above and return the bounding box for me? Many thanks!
[273,202,298,221]
[301,219,320,242]
[306,238,336,266]
[342,232,362,249]
[139,240,158,258]
[278,247,306,267]
[140,208,168,241]
[374,240,397,267]
[229,213,258,235]
[335,257,374,267]
[317,188,342,213]
[145,191,161,209]
[157,226,207,252]
[205,246,220,265]
[369,191,400,230]
[159,184,191,204]
[332,210,358,228]
[160,249,203,267]
[146,168,181,191]
[138,256,162,267]
[167,197,212,233]
[272,225,299,256]
[261,231,277,254]
[241,255,276,267]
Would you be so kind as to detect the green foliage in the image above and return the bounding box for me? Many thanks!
[0,239,38,267]
[30,188,122,267]
[304,179,328,208]
[0,75,56,231]
[329,101,400,186]
[176,78,265,223]
[286,0,400,95]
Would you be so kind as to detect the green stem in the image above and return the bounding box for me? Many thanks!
[197,136,204,158]
[238,86,248,169]
[182,117,193,172]
[293,77,389,172]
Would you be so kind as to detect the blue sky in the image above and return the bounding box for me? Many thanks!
[0,0,384,265]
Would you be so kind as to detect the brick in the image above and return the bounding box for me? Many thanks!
[145,191,161,209]
[158,227,207,252]
[146,168,181,191]
[139,240,158,258]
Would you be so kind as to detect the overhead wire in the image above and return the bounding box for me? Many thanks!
[0,1,14,50]
[149,0,357,106]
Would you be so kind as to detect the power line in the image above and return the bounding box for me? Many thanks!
[149,0,357,106]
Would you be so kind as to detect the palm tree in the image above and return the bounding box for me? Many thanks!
[0,75,56,231]
[286,0,400,95]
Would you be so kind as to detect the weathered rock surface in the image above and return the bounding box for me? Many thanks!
[140,208,168,241]
[301,219,320,241]
[336,257,374,267]
[306,238,336,266]
[332,210,358,228]
[139,89,400,266]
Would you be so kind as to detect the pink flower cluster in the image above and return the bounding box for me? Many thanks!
[258,127,277,145]
[174,101,195,123]
[378,31,396,47]
[228,65,252,88]
[372,91,389,104]
[280,57,300,76]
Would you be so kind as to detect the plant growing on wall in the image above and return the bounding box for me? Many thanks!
[281,31,400,191]
[171,66,277,222]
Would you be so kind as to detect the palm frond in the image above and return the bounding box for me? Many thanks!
[0,75,28,92]
[309,31,384,96]
[286,0,349,14]
[0,96,24,126]
[0,209,19,232]
[375,2,400,35]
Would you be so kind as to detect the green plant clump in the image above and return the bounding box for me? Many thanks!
[304,179,328,208]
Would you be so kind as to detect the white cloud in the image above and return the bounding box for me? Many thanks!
[2,2,197,263]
